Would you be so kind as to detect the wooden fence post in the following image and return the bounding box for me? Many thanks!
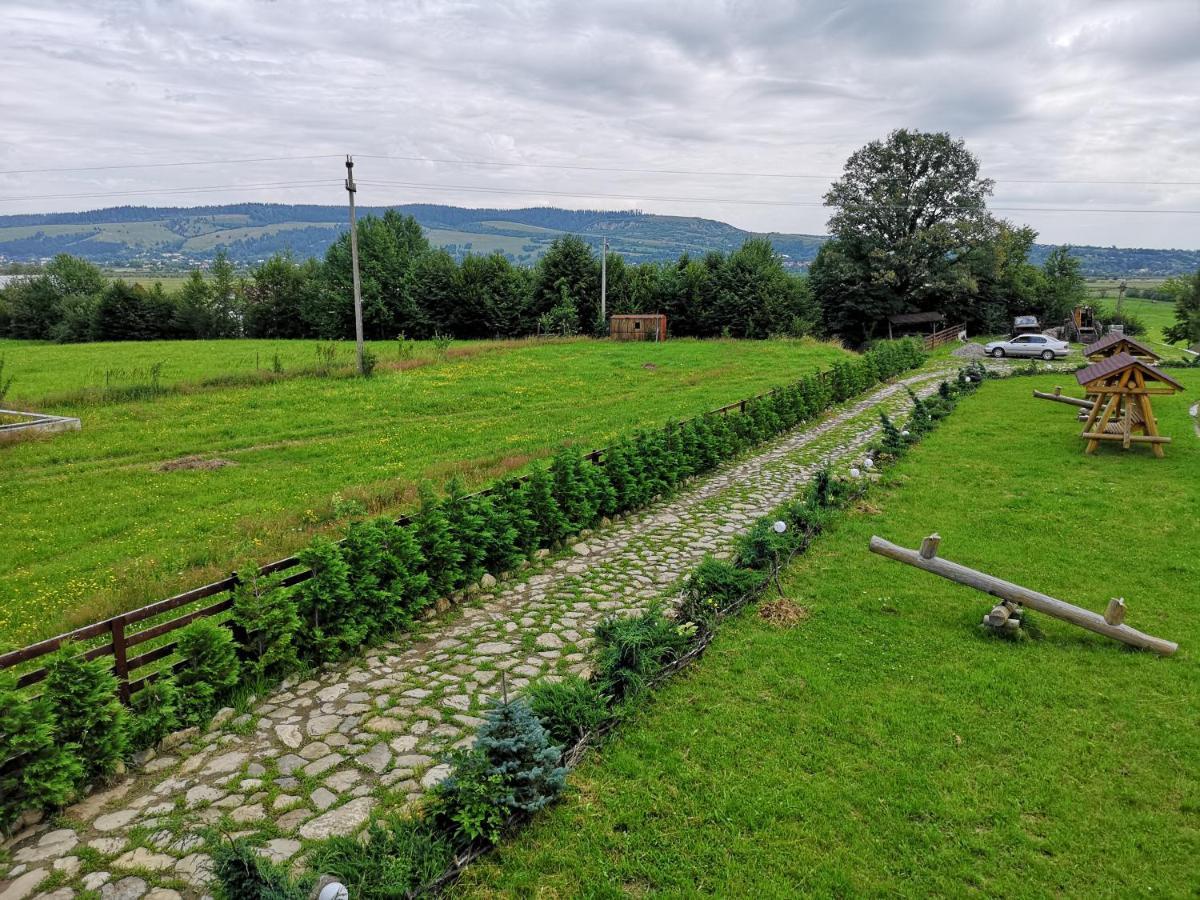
[111,616,130,704]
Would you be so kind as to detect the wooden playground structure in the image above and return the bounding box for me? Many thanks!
[1083,332,1161,363]
[1033,352,1184,457]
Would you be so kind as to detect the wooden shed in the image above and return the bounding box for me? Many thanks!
[1083,332,1161,363]
[886,311,944,340]
[1075,352,1183,458]
[609,313,667,341]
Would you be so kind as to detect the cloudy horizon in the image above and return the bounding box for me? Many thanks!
[3,0,1199,249]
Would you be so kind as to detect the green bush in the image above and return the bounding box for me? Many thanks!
[42,644,128,782]
[680,556,765,628]
[296,535,364,659]
[212,837,306,900]
[129,676,180,751]
[232,567,300,678]
[174,618,240,727]
[0,674,83,830]
[429,747,511,846]
[522,467,568,549]
[734,518,795,570]
[593,606,693,702]
[527,675,610,745]
[414,483,465,597]
[306,817,454,899]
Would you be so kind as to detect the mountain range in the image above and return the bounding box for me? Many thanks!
[1,203,1197,277]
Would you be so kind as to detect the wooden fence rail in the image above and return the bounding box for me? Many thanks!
[1,368,846,701]
[924,323,967,351]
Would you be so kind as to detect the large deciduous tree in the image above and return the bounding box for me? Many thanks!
[815,129,997,344]
[1164,269,1200,346]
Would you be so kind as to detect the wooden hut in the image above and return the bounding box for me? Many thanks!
[886,311,944,341]
[609,313,667,341]
[1075,352,1184,458]
[1083,332,1161,363]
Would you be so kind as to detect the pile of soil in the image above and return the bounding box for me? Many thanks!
[952,342,987,358]
[158,456,236,472]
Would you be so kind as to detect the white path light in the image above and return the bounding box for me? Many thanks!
[773,520,787,534]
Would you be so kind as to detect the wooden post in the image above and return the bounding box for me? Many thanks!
[111,616,131,704]
[919,533,940,559]
[1104,598,1127,626]
[868,535,1177,656]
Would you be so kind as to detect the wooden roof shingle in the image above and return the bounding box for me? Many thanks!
[1075,352,1184,391]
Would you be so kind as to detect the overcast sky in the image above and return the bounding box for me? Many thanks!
[2,0,1199,248]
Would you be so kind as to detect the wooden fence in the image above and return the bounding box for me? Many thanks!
[924,323,967,351]
[0,369,841,702]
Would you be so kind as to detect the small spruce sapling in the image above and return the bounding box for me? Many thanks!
[296,535,365,658]
[414,483,464,599]
[475,697,565,814]
[522,467,569,548]
[129,676,181,751]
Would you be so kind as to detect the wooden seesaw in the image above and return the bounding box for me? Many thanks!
[868,534,1178,656]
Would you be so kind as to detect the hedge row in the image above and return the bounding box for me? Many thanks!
[0,338,925,833]
[212,361,985,898]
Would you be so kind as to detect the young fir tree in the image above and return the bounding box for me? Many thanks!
[414,483,465,599]
[549,447,597,533]
[475,494,523,577]
[494,478,539,557]
[444,477,489,589]
[174,618,241,727]
[522,467,569,548]
[297,535,366,658]
[231,566,300,678]
[599,440,638,513]
[42,644,128,782]
[340,518,391,639]
[0,675,83,829]
[378,520,432,626]
[475,697,566,814]
[128,676,181,751]
[878,411,908,457]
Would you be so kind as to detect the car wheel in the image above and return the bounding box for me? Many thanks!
[1041,350,1054,361]
[991,348,1005,358]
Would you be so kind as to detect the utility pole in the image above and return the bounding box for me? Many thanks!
[345,155,365,374]
[600,237,608,330]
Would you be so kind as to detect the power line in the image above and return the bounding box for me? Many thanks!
[355,178,1200,215]
[0,179,343,204]
[1,149,1196,187]
[356,152,1200,187]
[0,154,343,176]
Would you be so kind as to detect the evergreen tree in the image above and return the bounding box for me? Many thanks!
[0,674,83,829]
[232,566,300,677]
[174,619,240,726]
[522,467,569,548]
[42,644,128,782]
[494,478,539,557]
[128,676,180,751]
[414,483,464,598]
[443,477,490,588]
[474,698,566,814]
[549,447,599,533]
[474,494,523,576]
[377,520,432,626]
[296,536,366,658]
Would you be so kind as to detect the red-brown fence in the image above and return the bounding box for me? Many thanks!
[924,323,967,350]
[0,369,841,701]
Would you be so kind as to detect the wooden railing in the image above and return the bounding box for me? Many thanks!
[924,323,967,350]
[1,368,848,700]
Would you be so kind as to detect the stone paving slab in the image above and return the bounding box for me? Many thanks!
[0,368,955,900]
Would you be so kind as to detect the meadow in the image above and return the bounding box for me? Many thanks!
[456,370,1200,897]
[0,336,851,651]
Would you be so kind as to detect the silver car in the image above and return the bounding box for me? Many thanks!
[983,334,1070,360]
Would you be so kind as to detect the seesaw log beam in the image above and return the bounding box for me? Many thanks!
[868,535,1177,656]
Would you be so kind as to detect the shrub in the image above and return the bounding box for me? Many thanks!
[429,747,511,846]
[593,606,692,701]
[42,644,128,782]
[805,465,855,510]
[0,674,83,830]
[522,467,568,548]
[527,675,610,745]
[734,518,795,571]
[550,447,600,533]
[679,555,765,628]
[232,567,300,678]
[212,837,306,900]
[174,618,240,727]
[443,477,489,589]
[877,411,908,458]
[128,676,180,751]
[306,817,454,899]
[296,535,365,659]
[414,483,464,598]
[340,517,430,634]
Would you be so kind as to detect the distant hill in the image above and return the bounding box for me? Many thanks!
[0,203,1196,277]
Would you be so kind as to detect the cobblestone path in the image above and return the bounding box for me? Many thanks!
[1,368,954,900]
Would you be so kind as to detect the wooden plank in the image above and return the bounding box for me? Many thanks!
[124,597,235,650]
[868,535,1177,656]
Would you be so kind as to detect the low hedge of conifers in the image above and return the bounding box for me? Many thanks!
[0,339,926,833]
[211,361,986,898]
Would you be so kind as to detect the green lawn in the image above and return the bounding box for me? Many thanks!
[456,371,1200,898]
[0,337,851,650]
[1116,297,1178,347]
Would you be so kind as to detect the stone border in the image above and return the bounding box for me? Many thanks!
[0,409,81,443]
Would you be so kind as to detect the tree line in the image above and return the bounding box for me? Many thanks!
[5,129,1195,348]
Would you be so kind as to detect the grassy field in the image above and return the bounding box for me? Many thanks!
[0,337,852,651]
[456,371,1200,897]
